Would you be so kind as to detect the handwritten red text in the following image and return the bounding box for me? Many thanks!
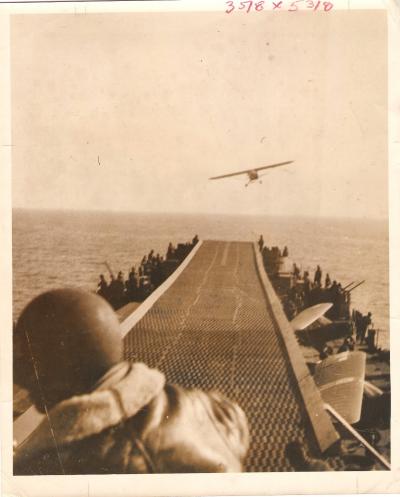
[225,0,334,13]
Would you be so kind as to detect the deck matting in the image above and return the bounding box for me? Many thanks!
[124,241,311,471]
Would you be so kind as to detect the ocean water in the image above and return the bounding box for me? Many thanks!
[12,209,390,349]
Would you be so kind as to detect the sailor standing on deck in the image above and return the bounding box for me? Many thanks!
[97,274,108,298]
[13,289,249,474]
[325,273,331,288]
[314,265,322,287]
[258,235,264,251]
[359,311,372,344]
[303,271,311,305]
[115,271,126,307]
[126,268,138,301]
[293,263,300,279]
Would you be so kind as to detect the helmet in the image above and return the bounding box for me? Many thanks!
[14,288,122,412]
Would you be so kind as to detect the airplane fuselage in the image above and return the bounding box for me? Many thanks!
[247,170,259,181]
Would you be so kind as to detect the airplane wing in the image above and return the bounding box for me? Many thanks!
[290,303,333,331]
[209,160,294,180]
[209,169,254,180]
[253,160,294,172]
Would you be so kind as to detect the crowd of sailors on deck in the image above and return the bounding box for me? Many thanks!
[292,271,350,320]
[97,235,199,309]
[334,311,376,353]
[258,235,377,360]
[257,234,373,331]
[317,314,375,361]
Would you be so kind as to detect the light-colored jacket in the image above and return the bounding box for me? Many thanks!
[14,362,249,474]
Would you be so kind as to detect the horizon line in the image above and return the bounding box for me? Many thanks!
[11,206,389,222]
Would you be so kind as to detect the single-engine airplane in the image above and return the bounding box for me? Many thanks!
[209,160,294,187]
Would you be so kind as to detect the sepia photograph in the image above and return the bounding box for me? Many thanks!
[1,1,399,495]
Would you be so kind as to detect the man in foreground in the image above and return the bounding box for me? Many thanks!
[13,288,249,474]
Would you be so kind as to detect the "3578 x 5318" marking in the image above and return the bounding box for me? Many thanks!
[225,0,334,13]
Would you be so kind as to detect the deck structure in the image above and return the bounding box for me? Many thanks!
[14,239,340,472]
[123,240,338,471]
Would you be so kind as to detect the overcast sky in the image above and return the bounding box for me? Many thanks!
[11,10,387,218]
